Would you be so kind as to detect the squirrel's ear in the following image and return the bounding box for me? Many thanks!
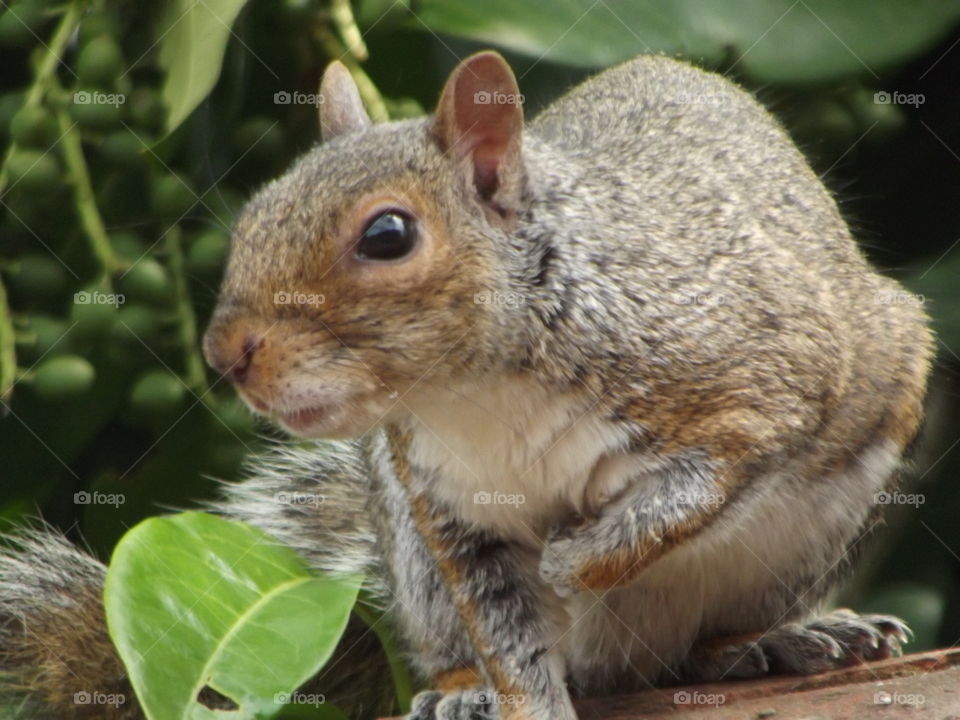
[431,51,524,208]
[319,61,371,141]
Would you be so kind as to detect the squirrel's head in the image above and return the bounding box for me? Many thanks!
[203,52,532,438]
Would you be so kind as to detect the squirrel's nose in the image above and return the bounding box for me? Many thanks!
[204,332,263,385]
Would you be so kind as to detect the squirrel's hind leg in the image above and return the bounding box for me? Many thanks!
[678,609,910,683]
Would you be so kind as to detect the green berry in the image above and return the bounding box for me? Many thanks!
[15,315,72,363]
[151,173,196,218]
[100,129,144,166]
[33,355,96,400]
[186,229,229,276]
[7,253,67,297]
[129,370,185,415]
[111,303,161,345]
[77,10,120,47]
[76,36,124,86]
[110,232,148,263]
[70,91,124,130]
[10,105,58,149]
[127,88,166,133]
[0,5,45,48]
[70,284,121,339]
[0,92,24,137]
[5,149,60,191]
[118,257,173,306]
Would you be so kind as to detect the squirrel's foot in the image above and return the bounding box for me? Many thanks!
[680,609,911,682]
[407,689,496,720]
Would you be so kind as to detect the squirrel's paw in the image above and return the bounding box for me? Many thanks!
[407,689,496,720]
[538,532,586,598]
[681,609,911,682]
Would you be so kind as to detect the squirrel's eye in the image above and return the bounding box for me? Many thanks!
[356,211,418,262]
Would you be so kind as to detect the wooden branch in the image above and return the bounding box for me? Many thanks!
[380,648,960,719]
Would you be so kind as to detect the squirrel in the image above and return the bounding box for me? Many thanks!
[0,51,934,720]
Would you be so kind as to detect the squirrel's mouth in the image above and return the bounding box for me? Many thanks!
[277,404,334,433]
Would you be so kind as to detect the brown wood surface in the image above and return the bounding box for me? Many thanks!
[381,648,960,719]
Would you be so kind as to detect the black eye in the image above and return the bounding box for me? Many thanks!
[355,211,418,261]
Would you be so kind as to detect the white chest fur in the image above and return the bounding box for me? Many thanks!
[403,376,633,541]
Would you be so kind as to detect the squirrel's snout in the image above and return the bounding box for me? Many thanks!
[203,327,263,385]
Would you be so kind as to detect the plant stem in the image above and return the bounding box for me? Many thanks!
[354,601,415,713]
[0,278,16,402]
[55,97,121,281]
[164,225,208,394]
[315,25,389,122]
[0,1,81,194]
[329,0,368,61]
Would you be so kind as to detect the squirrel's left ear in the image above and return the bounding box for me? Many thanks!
[318,61,371,141]
[432,51,525,213]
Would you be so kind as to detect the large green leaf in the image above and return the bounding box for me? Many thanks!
[104,512,361,720]
[157,0,251,134]
[407,0,960,83]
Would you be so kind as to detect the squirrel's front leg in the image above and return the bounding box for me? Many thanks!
[408,494,575,720]
[385,433,576,720]
[540,454,727,597]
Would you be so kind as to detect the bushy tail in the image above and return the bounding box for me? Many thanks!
[0,440,390,720]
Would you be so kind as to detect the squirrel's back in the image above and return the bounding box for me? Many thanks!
[523,55,931,473]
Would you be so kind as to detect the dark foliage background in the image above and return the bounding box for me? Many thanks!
[1,0,959,681]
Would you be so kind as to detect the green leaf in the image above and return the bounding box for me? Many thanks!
[157,0,251,134]
[407,0,960,83]
[104,512,361,720]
